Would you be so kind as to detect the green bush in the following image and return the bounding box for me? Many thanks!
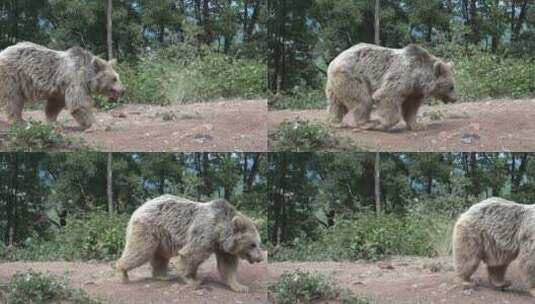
[117,48,266,104]
[9,210,128,261]
[269,119,342,151]
[268,271,368,304]
[433,44,535,101]
[272,213,430,262]
[3,120,83,151]
[0,271,99,304]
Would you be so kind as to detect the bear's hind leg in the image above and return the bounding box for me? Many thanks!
[326,69,371,127]
[45,96,66,123]
[453,224,481,288]
[216,251,248,293]
[487,264,511,290]
[116,222,158,283]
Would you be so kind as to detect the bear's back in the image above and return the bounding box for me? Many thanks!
[459,197,529,242]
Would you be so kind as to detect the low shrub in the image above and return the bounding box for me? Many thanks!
[269,119,342,151]
[268,270,368,304]
[0,271,99,304]
[2,120,83,151]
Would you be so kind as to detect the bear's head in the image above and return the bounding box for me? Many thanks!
[431,61,457,103]
[90,58,125,102]
[224,214,264,264]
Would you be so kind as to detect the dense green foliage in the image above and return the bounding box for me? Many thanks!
[269,0,535,107]
[118,50,266,104]
[271,198,461,262]
[6,211,128,261]
[0,271,99,304]
[269,153,535,261]
[268,270,368,304]
[0,153,267,257]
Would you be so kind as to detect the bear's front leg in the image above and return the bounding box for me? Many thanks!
[6,97,25,125]
[487,265,511,290]
[70,107,96,131]
[176,245,210,289]
[402,97,425,131]
[216,251,248,293]
[359,97,401,131]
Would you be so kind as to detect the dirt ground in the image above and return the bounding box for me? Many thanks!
[0,255,270,304]
[0,99,267,152]
[269,256,534,304]
[269,98,535,151]
[2,256,533,304]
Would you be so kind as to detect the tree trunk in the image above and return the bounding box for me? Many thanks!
[107,153,113,216]
[513,0,529,42]
[107,0,113,60]
[374,0,381,45]
[374,153,381,214]
[470,153,481,196]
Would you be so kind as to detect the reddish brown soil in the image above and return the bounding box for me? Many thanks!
[269,256,534,304]
[1,99,267,152]
[269,98,535,151]
[3,256,531,303]
[0,255,270,304]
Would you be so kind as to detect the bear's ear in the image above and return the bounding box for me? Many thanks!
[232,216,248,233]
[434,61,447,77]
[447,61,454,69]
[109,59,117,66]
[93,58,108,72]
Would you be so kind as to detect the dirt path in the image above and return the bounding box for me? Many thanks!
[269,256,534,304]
[2,256,532,303]
[0,256,269,304]
[1,99,267,152]
[269,98,535,151]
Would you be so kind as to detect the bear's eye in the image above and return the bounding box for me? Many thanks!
[112,77,118,83]
[449,85,454,91]
[250,243,257,249]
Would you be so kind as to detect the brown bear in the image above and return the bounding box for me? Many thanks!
[115,195,264,293]
[0,42,125,130]
[453,197,535,295]
[326,43,457,131]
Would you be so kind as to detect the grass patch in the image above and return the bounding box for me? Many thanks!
[1,120,85,151]
[269,119,346,151]
[268,270,368,304]
[0,271,99,304]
